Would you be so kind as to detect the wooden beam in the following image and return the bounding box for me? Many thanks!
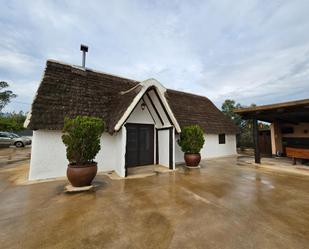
[234,98,309,114]
[276,118,299,125]
[152,89,174,126]
[169,127,173,169]
[156,129,159,164]
[253,118,261,164]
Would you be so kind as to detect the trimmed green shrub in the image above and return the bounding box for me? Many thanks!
[178,125,205,154]
[62,116,105,165]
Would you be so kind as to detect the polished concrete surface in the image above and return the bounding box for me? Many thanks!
[0,157,309,249]
[0,146,31,166]
[238,155,309,176]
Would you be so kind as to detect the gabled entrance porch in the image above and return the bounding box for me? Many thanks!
[122,84,177,177]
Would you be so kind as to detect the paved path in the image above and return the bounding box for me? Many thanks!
[0,157,309,249]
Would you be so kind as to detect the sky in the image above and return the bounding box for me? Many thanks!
[1,0,309,113]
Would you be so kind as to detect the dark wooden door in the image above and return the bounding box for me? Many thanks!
[259,130,272,155]
[125,124,154,168]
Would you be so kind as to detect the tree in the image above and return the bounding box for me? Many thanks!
[221,99,242,127]
[221,99,257,148]
[0,111,27,132]
[0,81,17,112]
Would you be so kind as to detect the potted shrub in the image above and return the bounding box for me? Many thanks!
[62,116,105,187]
[178,125,205,167]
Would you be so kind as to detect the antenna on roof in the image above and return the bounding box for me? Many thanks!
[80,44,88,68]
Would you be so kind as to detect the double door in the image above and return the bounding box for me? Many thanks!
[125,124,154,168]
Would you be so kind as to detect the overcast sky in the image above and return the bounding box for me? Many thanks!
[1,0,309,113]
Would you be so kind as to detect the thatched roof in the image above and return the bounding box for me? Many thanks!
[166,89,237,134]
[26,60,237,134]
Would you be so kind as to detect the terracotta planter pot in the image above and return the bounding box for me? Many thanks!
[67,162,97,187]
[184,153,201,167]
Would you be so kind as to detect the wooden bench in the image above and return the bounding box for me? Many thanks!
[286,147,309,165]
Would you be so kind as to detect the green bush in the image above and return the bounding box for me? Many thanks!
[178,125,205,154]
[62,116,105,165]
[0,112,26,132]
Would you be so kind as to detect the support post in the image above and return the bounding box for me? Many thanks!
[253,118,261,164]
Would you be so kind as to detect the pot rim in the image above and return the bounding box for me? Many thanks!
[68,162,97,168]
[184,152,200,155]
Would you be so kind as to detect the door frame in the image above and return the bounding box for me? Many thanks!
[156,126,174,170]
[125,123,155,176]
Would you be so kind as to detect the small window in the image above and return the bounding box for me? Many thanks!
[218,133,226,144]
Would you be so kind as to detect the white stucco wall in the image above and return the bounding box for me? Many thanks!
[96,126,126,177]
[128,94,172,129]
[126,100,154,124]
[158,129,170,167]
[175,133,237,163]
[29,130,67,180]
[29,129,126,180]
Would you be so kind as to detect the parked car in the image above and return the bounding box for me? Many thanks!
[0,132,32,148]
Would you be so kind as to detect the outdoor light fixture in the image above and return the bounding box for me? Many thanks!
[141,102,146,111]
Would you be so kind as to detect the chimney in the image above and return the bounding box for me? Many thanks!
[80,44,88,68]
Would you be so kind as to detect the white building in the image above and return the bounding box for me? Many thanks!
[25,60,237,180]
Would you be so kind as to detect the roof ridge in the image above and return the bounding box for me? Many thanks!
[47,59,140,83]
[47,60,212,101]
[120,84,141,95]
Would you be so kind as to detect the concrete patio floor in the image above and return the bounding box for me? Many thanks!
[1,157,309,249]
[238,155,309,176]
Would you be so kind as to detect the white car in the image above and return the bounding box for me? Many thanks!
[0,132,32,148]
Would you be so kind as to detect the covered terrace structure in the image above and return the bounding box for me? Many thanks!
[235,99,309,164]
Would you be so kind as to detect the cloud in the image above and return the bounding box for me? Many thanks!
[0,0,308,112]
